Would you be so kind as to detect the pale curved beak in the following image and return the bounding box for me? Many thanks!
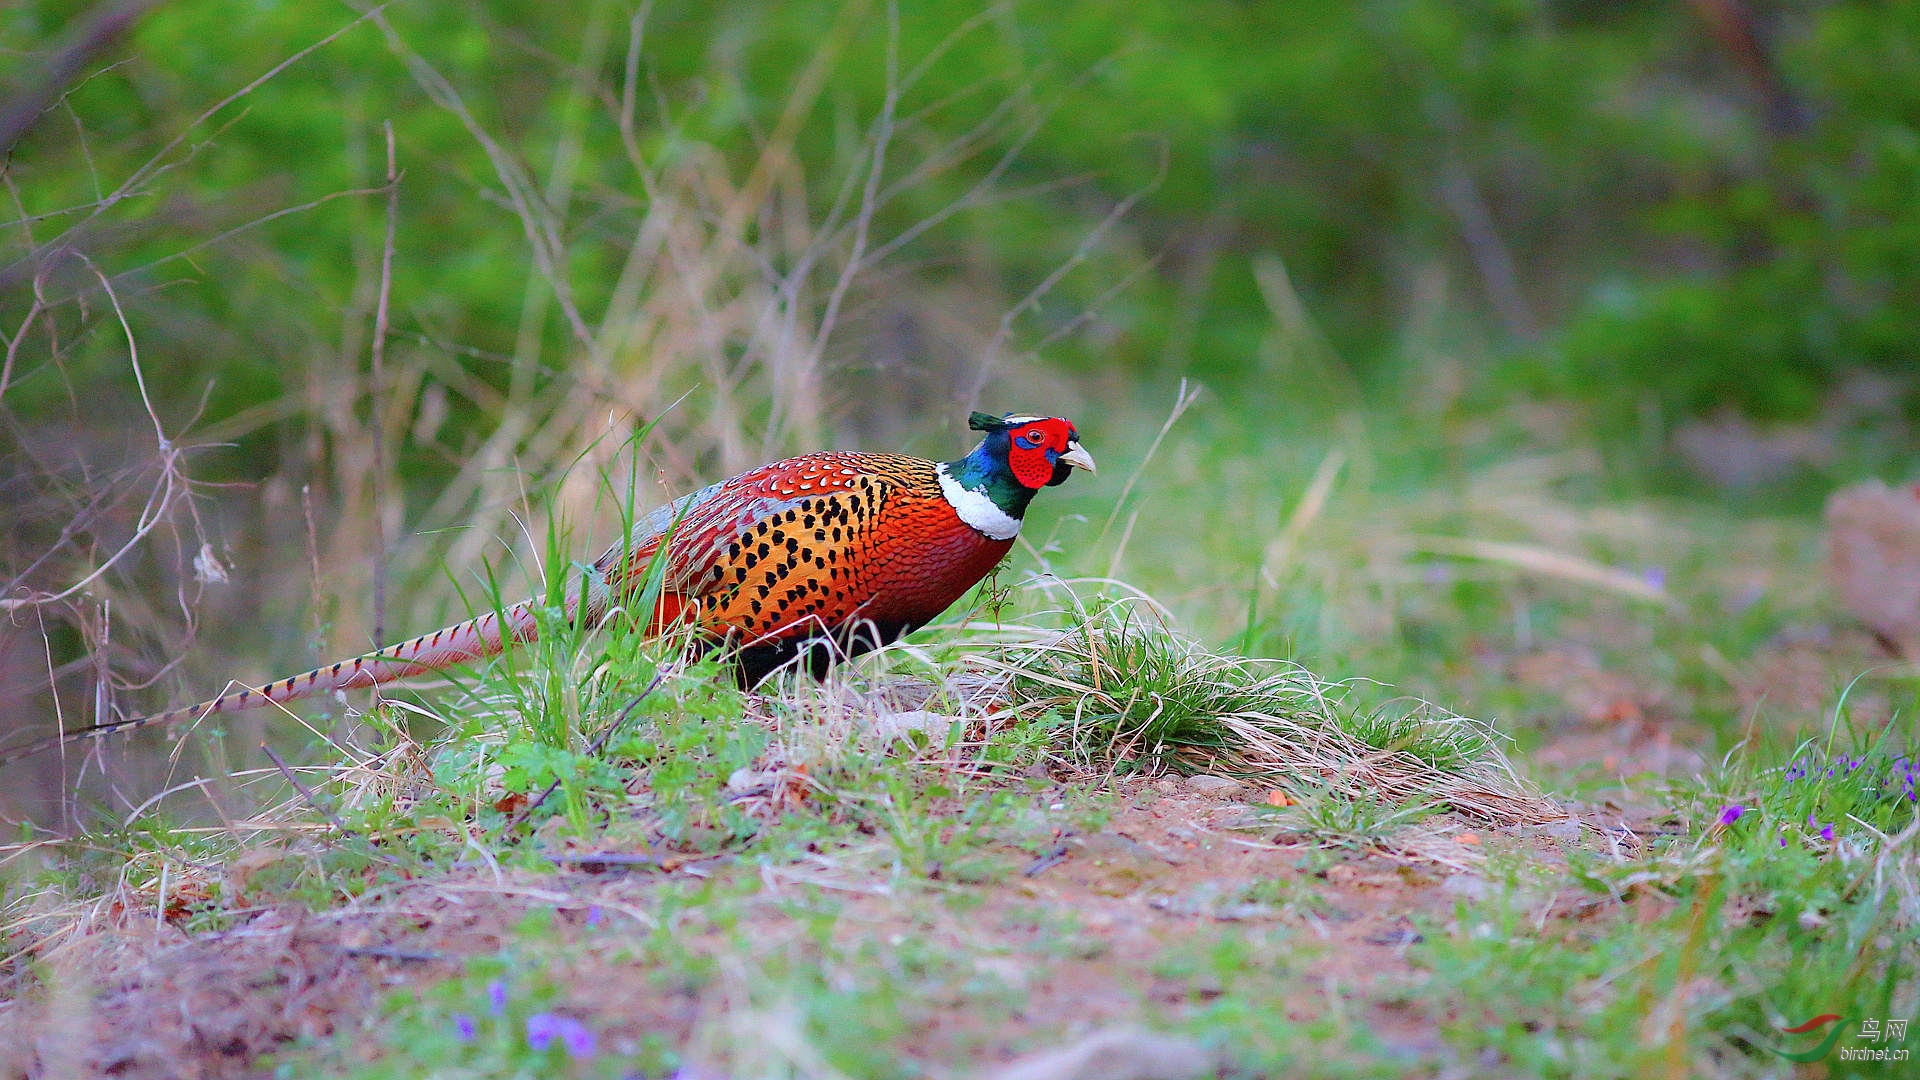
[1058,441,1096,474]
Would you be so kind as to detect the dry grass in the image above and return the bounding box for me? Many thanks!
[978,593,1561,826]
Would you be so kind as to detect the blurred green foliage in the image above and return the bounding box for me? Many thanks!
[5,0,1914,457]
[1543,1,1920,424]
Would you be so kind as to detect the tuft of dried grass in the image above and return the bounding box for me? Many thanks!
[976,595,1563,828]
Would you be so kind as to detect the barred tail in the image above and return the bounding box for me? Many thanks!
[0,599,545,767]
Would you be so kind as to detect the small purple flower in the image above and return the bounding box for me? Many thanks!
[453,1014,476,1040]
[586,905,604,927]
[526,1013,595,1059]
[527,1013,561,1052]
[1820,823,1835,842]
[558,1017,596,1060]
[1643,566,1667,591]
[1717,804,1745,826]
[487,978,509,1017]
[1779,835,1789,847]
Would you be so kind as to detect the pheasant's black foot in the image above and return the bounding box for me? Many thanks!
[731,618,919,686]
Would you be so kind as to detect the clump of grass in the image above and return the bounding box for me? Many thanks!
[1280,780,1443,852]
[1465,733,1920,1077]
[985,597,1560,826]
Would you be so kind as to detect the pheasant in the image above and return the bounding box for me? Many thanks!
[1,412,1093,765]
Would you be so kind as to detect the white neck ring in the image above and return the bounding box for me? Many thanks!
[936,463,1022,540]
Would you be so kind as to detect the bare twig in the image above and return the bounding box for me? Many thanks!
[260,742,404,868]
[359,4,601,364]
[0,263,191,613]
[0,0,160,155]
[547,851,673,873]
[331,945,448,963]
[968,139,1167,404]
[863,55,1119,271]
[118,184,390,282]
[799,1,900,395]
[1023,843,1070,877]
[370,121,399,644]
[1686,0,1808,134]
[0,4,389,287]
[260,742,350,836]
[1094,378,1201,552]
[1436,153,1537,341]
[0,288,48,402]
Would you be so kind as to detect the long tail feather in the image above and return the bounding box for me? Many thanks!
[0,599,544,768]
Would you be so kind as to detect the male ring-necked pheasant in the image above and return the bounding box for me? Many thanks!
[0,411,1093,765]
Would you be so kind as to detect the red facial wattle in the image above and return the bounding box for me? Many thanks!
[1008,422,1068,488]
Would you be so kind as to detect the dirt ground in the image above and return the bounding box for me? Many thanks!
[4,623,1869,1079]
[4,771,1662,1079]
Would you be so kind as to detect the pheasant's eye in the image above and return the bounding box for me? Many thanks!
[1022,428,1045,446]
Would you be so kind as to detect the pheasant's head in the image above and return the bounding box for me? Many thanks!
[939,412,1095,539]
[968,411,1096,488]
